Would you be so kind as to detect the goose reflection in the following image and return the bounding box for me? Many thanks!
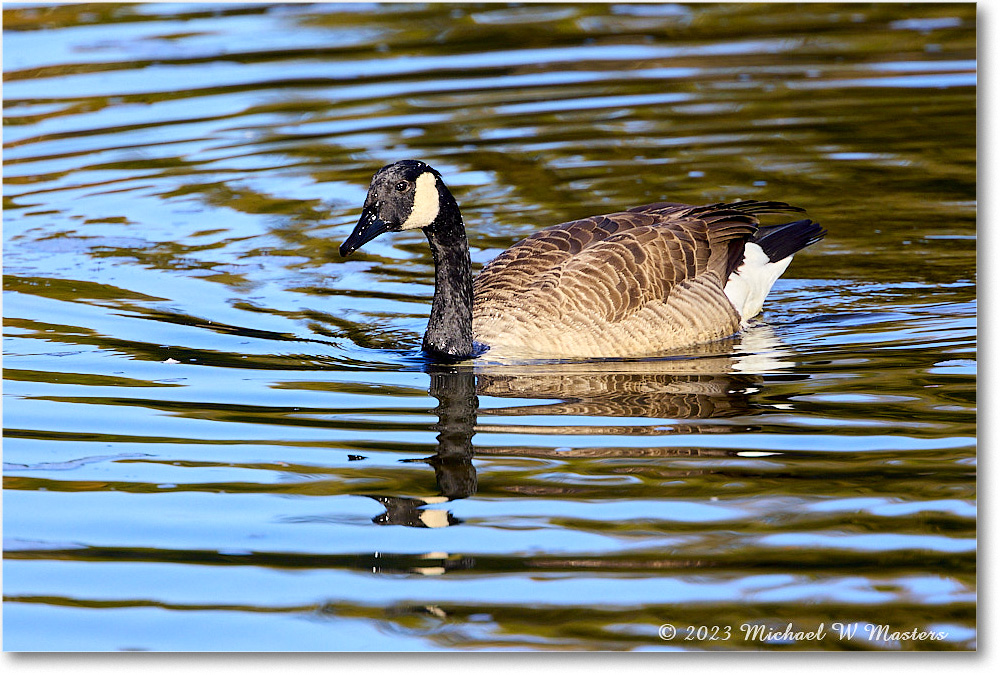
[364,324,799,527]
[363,366,479,528]
[474,323,802,439]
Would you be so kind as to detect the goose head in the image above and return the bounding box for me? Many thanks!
[340,160,450,257]
[340,160,475,360]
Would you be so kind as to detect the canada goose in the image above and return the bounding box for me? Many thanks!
[340,160,824,360]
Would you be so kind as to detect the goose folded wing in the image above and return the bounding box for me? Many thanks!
[513,212,757,324]
[474,211,656,300]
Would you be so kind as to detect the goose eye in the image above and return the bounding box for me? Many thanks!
[395,181,409,192]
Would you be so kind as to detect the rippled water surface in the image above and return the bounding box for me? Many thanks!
[3,2,976,651]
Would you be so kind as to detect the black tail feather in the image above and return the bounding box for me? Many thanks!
[751,219,826,262]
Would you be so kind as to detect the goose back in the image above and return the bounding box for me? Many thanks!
[472,200,806,358]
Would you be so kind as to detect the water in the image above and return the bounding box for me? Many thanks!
[2,2,976,651]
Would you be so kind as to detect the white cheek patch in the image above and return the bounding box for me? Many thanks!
[399,171,441,230]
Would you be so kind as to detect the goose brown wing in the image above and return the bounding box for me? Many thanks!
[543,218,753,323]
[629,200,807,279]
[474,203,779,324]
[473,211,653,301]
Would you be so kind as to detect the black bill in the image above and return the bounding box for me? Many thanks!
[340,205,391,257]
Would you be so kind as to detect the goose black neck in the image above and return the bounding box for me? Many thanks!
[422,194,474,360]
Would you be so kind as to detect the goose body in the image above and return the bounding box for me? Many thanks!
[340,160,824,361]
